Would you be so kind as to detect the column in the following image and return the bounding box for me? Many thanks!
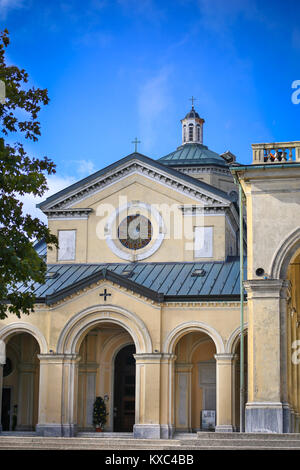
[214,353,235,432]
[16,362,36,430]
[36,353,80,437]
[160,354,176,439]
[133,353,163,439]
[244,279,290,433]
[0,340,6,433]
[174,363,193,432]
[61,354,81,437]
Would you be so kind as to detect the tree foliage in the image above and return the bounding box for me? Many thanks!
[0,29,58,319]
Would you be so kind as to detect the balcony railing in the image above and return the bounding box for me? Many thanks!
[252,142,300,164]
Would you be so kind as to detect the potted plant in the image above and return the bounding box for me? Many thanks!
[93,396,108,432]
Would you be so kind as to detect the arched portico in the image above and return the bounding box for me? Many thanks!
[56,305,152,355]
[0,325,44,433]
[36,305,157,437]
[163,321,235,434]
[163,321,225,355]
[0,323,48,355]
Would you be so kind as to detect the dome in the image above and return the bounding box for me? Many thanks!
[183,107,201,120]
[158,143,228,168]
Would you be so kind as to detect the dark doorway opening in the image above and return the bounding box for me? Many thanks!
[113,344,136,432]
[1,388,11,431]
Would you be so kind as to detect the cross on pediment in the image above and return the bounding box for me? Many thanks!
[131,137,141,152]
[99,288,111,301]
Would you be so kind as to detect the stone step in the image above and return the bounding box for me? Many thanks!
[77,432,133,438]
[183,438,300,448]
[197,432,300,440]
[174,433,197,439]
[0,442,300,450]
[0,434,300,450]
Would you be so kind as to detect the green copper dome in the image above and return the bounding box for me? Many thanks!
[158,143,228,168]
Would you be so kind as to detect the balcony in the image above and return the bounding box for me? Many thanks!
[252,141,300,164]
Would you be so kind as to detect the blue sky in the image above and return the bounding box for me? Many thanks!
[1,0,300,219]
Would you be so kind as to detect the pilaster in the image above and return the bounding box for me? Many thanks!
[36,353,80,437]
[244,279,291,432]
[133,353,170,439]
[214,353,236,432]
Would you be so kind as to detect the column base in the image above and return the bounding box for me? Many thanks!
[36,424,63,437]
[282,403,293,433]
[245,402,284,433]
[133,424,174,439]
[295,413,300,433]
[62,424,77,437]
[15,425,35,431]
[215,425,234,432]
[36,423,77,437]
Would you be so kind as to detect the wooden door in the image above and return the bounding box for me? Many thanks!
[113,344,136,432]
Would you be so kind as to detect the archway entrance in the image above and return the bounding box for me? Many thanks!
[287,250,300,432]
[76,322,136,432]
[113,344,136,432]
[1,333,40,431]
[173,331,216,432]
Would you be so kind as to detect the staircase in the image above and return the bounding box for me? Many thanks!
[0,432,299,450]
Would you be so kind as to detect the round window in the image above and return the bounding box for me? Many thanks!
[118,214,152,250]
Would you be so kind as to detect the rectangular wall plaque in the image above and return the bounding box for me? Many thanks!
[58,230,76,261]
[194,226,213,258]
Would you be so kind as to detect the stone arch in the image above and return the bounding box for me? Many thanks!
[188,336,214,362]
[226,323,248,354]
[163,321,225,355]
[0,322,48,354]
[56,305,152,355]
[270,227,300,279]
[101,332,134,363]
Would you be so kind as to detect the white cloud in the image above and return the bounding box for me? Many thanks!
[75,159,96,177]
[0,0,26,18]
[19,159,96,223]
[19,174,76,224]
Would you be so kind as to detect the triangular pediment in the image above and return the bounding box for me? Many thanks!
[38,152,234,214]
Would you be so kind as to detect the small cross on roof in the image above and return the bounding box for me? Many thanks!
[189,96,197,108]
[131,137,141,152]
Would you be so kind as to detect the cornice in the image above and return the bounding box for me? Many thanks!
[179,205,226,215]
[176,166,232,176]
[44,208,93,219]
[41,160,231,212]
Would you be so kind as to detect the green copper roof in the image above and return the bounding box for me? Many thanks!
[158,143,228,168]
[17,258,246,304]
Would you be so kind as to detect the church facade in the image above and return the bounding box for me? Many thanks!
[0,106,299,438]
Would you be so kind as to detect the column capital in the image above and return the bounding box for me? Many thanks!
[175,362,193,372]
[134,353,176,364]
[244,278,290,299]
[38,353,81,364]
[214,353,236,362]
